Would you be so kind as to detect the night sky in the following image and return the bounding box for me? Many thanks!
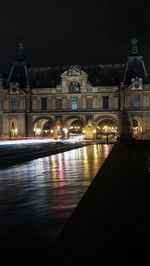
[0,0,150,73]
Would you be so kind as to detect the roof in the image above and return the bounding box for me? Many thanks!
[123,37,149,84]
[28,64,125,88]
[3,37,149,88]
[7,61,30,88]
[123,56,148,84]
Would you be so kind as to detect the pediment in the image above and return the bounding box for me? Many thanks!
[3,83,26,95]
[61,65,87,78]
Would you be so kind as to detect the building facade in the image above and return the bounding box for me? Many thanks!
[0,37,150,140]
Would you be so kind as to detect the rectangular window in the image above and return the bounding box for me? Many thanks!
[134,95,140,109]
[103,96,109,109]
[56,99,62,109]
[72,97,78,110]
[125,95,130,107]
[12,98,17,112]
[41,98,47,110]
[87,98,93,108]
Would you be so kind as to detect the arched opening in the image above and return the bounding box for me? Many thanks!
[42,121,54,136]
[10,118,18,137]
[63,117,85,139]
[69,120,84,136]
[33,118,54,137]
[132,119,142,139]
[96,119,118,142]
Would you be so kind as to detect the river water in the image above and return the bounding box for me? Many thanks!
[0,144,113,266]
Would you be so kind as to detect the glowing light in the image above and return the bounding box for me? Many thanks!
[133,126,138,131]
[35,128,41,134]
[0,138,55,145]
[93,129,96,133]
[63,128,68,134]
[0,135,85,145]
[15,128,18,134]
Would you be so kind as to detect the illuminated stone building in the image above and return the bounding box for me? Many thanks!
[0,37,150,140]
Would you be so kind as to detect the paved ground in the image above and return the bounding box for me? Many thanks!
[41,140,150,266]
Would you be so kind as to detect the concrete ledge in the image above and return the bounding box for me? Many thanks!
[41,141,150,266]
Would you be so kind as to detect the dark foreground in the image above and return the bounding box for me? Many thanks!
[0,144,113,266]
[42,140,150,266]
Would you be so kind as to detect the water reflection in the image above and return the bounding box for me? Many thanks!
[0,144,113,266]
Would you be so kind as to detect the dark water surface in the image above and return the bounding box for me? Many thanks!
[0,144,113,266]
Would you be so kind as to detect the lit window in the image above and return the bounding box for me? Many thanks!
[72,97,78,110]
[134,95,140,109]
[12,98,17,112]
[69,82,80,92]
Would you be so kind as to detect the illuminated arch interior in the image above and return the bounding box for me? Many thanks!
[68,119,84,136]
[10,118,18,137]
[132,119,142,138]
[96,119,118,140]
[33,119,54,136]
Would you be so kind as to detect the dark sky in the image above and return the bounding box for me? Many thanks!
[0,0,150,73]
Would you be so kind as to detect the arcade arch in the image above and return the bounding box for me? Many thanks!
[33,117,55,137]
[63,116,86,138]
[95,117,118,141]
[132,116,142,139]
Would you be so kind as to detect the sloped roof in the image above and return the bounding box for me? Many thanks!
[28,64,125,88]
[123,37,149,84]
[3,37,149,88]
[85,64,125,86]
[123,56,148,84]
[7,61,30,88]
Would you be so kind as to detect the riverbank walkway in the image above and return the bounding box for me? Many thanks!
[42,140,150,266]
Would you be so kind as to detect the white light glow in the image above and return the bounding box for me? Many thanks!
[63,128,68,133]
[0,135,85,146]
